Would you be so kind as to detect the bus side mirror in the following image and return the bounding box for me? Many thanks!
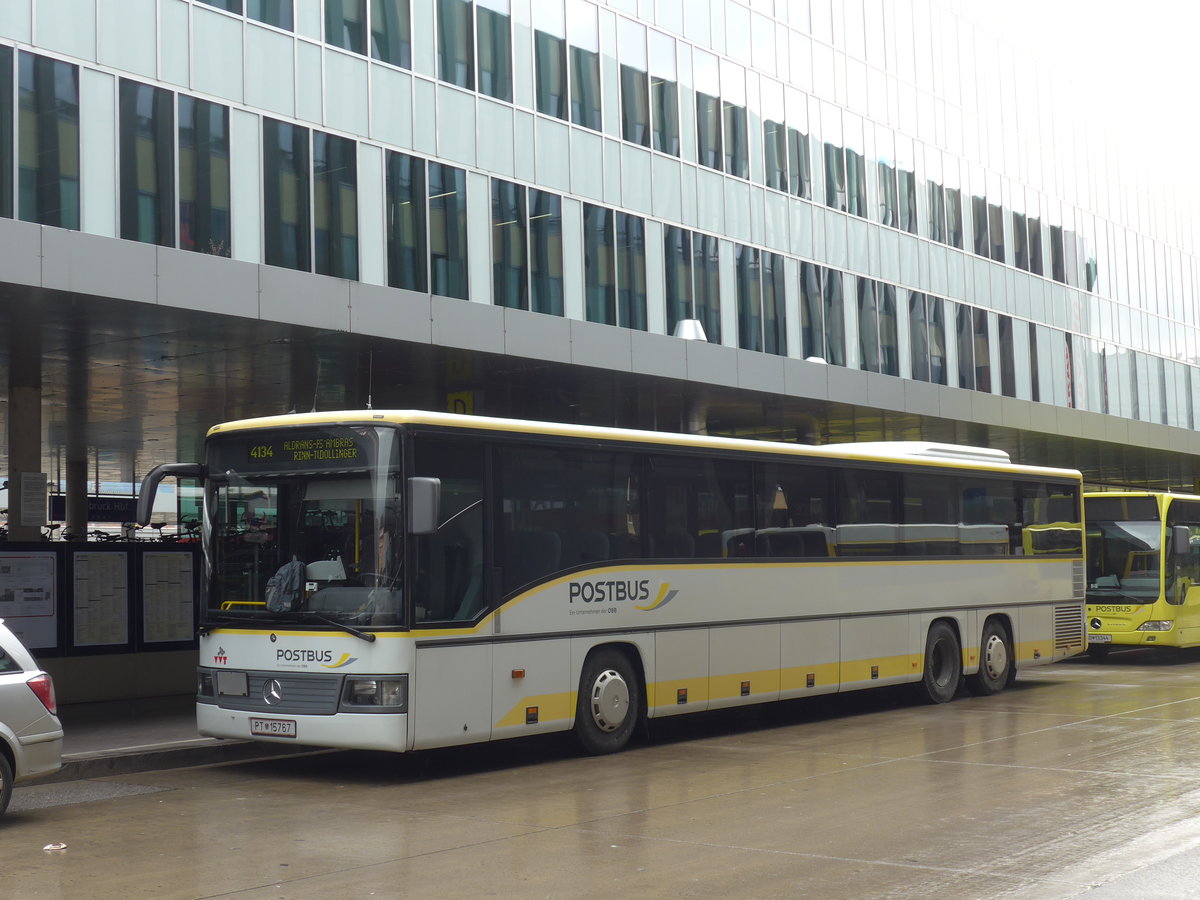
[1173,525,1191,555]
[408,477,441,535]
[137,462,206,526]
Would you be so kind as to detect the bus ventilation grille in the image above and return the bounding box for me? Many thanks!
[1072,560,1085,600]
[1054,604,1084,651]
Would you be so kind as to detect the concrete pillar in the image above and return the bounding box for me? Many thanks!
[7,297,43,541]
[64,321,88,540]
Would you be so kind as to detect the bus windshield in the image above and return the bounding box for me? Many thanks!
[205,426,404,627]
[1086,519,1162,604]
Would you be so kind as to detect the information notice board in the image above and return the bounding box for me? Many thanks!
[0,551,58,649]
[142,552,195,643]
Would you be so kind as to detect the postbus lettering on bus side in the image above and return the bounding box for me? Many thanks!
[568,579,652,604]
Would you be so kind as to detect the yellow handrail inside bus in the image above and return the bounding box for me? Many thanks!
[220,601,266,610]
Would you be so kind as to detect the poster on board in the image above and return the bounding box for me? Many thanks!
[143,552,195,643]
[73,552,129,647]
[0,552,58,649]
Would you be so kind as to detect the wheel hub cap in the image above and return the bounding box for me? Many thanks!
[590,669,629,732]
[983,634,1008,679]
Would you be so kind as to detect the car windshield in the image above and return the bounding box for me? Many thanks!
[1086,520,1162,603]
[205,426,405,627]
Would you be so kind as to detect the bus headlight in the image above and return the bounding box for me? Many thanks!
[197,670,215,698]
[341,676,408,711]
[1137,621,1174,632]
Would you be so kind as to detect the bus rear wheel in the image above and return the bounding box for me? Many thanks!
[574,648,641,755]
[966,619,1013,696]
[920,621,962,704]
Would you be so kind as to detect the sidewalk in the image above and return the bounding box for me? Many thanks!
[47,695,319,782]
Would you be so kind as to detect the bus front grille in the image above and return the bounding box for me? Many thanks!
[215,671,343,715]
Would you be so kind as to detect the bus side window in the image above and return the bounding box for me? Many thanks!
[412,439,486,623]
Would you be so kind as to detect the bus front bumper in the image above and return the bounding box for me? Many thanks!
[197,702,409,752]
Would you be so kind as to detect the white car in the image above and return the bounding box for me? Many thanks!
[0,620,63,815]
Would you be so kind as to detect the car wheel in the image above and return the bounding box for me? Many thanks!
[0,753,12,817]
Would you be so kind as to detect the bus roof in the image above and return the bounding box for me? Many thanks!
[208,409,1082,480]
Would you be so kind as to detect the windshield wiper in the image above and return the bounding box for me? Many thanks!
[302,612,377,642]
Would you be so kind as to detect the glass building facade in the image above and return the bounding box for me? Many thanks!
[3,0,1200,488]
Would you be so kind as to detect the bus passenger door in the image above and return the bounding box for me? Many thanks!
[1167,519,1200,647]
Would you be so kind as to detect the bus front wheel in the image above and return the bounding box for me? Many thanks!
[575,648,641,755]
[966,619,1013,696]
[920,621,962,704]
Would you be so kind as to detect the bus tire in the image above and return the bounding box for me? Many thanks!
[919,621,962,704]
[966,619,1012,696]
[574,648,641,755]
[1086,644,1111,661]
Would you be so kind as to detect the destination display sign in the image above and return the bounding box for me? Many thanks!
[210,428,374,472]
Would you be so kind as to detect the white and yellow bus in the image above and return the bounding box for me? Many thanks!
[1084,491,1200,658]
[138,410,1085,754]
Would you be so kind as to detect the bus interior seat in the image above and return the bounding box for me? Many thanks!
[560,530,610,568]
[653,530,695,558]
[507,528,562,590]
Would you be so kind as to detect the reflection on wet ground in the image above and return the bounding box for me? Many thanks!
[7,650,1200,899]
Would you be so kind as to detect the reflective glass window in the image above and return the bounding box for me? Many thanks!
[0,47,11,218]
[998,315,1017,397]
[946,188,963,249]
[763,252,786,356]
[200,0,241,11]
[1027,217,1046,274]
[876,128,897,227]
[879,283,898,376]
[248,0,294,29]
[313,132,357,279]
[971,195,988,257]
[17,52,79,229]
[649,30,679,156]
[535,4,567,119]
[736,244,762,352]
[721,59,748,179]
[437,0,474,89]
[844,116,866,218]
[326,0,366,53]
[761,79,786,192]
[786,88,810,200]
[583,203,615,324]
[927,298,946,385]
[1050,224,1066,283]
[801,262,823,360]
[477,0,512,102]
[956,303,974,390]
[857,278,879,373]
[663,225,691,337]
[1012,211,1028,270]
[429,162,468,299]
[119,80,175,247]
[178,95,231,256]
[385,150,427,292]
[988,201,1005,263]
[897,168,917,234]
[371,0,411,68]
[528,189,563,316]
[694,232,721,344]
[567,0,601,131]
[263,118,310,271]
[823,269,845,366]
[615,212,647,330]
[973,308,991,392]
[822,105,844,211]
[491,178,526,309]
[695,51,721,172]
[909,292,930,382]
[618,19,649,146]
